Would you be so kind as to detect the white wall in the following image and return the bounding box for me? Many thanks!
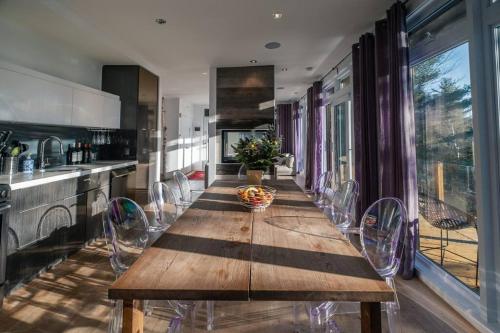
[163,97,180,176]
[0,16,103,89]
[163,97,208,177]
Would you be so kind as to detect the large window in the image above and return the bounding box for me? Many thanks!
[410,1,478,292]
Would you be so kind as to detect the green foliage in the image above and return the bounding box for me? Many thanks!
[231,126,281,171]
[412,51,473,166]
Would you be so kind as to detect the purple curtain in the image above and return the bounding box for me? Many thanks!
[292,101,303,172]
[305,81,323,190]
[352,1,418,278]
[353,34,379,222]
[375,2,418,279]
[276,104,294,154]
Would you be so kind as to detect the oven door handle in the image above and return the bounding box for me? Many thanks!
[0,204,11,213]
[113,173,133,179]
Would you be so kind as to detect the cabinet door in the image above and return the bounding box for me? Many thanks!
[102,96,121,129]
[0,67,73,125]
[72,88,104,127]
[86,185,110,242]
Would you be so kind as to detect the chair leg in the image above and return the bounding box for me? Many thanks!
[385,278,401,333]
[188,303,197,332]
[168,316,183,333]
[440,229,444,266]
[292,302,301,332]
[475,247,479,288]
[207,300,215,331]
[308,304,322,333]
[108,300,123,333]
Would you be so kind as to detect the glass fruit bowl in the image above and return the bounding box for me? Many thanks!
[236,185,276,210]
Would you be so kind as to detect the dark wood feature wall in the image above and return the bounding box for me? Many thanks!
[216,66,275,174]
[216,66,274,130]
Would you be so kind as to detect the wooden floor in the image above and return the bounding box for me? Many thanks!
[0,239,478,333]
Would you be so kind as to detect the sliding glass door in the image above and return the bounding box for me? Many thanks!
[323,56,353,189]
[332,101,351,186]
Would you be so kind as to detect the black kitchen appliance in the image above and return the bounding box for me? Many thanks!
[110,165,136,199]
[0,184,10,307]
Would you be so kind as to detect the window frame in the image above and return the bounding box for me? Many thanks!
[407,0,500,328]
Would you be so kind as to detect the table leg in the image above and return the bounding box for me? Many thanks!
[122,299,144,333]
[360,302,381,333]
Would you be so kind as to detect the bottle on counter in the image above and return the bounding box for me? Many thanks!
[71,144,78,165]
[66,144,73,165]
[75,142,82,164]
[84,144,91,164]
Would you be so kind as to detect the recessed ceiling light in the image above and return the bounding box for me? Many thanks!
[306,66,314,71]
[272,12,283,20]
[277,87,285,90]
[202,72,207,75]
[265,42,281,49]
[155,18,166,25]
[249,59,258,63]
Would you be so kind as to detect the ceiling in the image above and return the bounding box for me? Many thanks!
[0,0,393,104]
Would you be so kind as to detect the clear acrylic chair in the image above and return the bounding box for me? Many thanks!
[328,180,359,234]
[358,197,407,333]
[173,170,204,206]
[238,164,247,180]
[103,197,196,332]
[149,181,179,232]
[310,197,408,333]
[308,171,333,207]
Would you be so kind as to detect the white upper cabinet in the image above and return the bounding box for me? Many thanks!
[0,61,121,129]
[0,67,73,125]
[72,88,105,127]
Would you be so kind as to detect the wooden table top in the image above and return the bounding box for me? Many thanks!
[108,180,393,303]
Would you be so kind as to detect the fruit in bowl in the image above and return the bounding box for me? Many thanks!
[236,185,276,209]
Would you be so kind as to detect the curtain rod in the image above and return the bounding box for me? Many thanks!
[295,50,353,102]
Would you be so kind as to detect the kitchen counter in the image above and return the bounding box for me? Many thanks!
[0,160,137,190]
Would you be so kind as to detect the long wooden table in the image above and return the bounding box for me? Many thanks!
[109,180,393,333]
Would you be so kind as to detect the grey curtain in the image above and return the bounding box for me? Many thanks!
[376,2,418,279]
[352,1,418,278]
[276,104,294,154]
[305,81,323,190]
[353,34,379,222]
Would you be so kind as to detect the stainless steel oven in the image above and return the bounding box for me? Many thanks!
[0,184,10,307]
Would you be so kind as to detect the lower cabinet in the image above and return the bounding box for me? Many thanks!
[6,172,112,292]
[6,193,86,290]
[86,185,110,242]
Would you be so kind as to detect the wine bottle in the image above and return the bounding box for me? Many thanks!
[75,142,82,164]
[66,144,73,165]
[71,143,78,165]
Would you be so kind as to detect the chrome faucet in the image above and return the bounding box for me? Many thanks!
[38,136,64,172]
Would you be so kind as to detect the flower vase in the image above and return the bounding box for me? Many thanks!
[247,170,264,185]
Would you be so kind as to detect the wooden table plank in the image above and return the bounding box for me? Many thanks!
[250,180,394,302]
[109,183,252,301]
